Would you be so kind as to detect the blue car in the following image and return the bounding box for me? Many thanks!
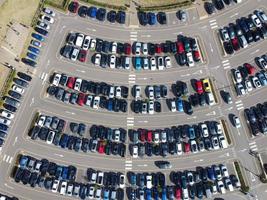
[19,155,29,168]
[55,166,63,178]
[148,12,156,25]
[61,167,69,180]
[88,6,97,18]
[27,52,37,60]
[135,57,142,70]
[188,127,195,140]
[207,167,215,180]
[107,98,114,111]
[32,33,44,42]
[60,134,69,148]
[31,40,42,47]
[103,189,110,200]
[161,187,167,200]
[28,46,40,55]
[0,123,8,132]
[176,98,184,112]
[130,173,137,186]
[116,11,126,24]
[146,189,152,200]
[153,188,159,200]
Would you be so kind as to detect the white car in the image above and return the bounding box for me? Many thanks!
[75,33,85,47]
[165,56,171,68]
[148,86,154,100]
[146,175,152,189]
[220,164,229,177]
[245,80,253,92]
[217,180,226,194]
[251,76,262,88]
[233,116,241,128]
[135,42,142,55]
[94,53,101,66]
[115,86,121,98]
[0,117,11,126]
[200,123,209,138]
[74,78,82,91]
[142,43,148,55]
[41,15,54,23]
[211,136,220,150]
[37,115,46,126]
[119,174,125,188]
[124,57,130,70]
[157,56,164,70]
[111,42,117,53]
[37,21,50,30]
[187,52,194,67]
[71,48,79,61]
[142,102,147,114]
[114,129,120,142]
[59,180,67,195]
[148,101,154,115]
[52,73,61,86]
[135,85,141,100]
[153,132,160,143]
[176,142,183,155]
[190,140,198,153]
[215,122,223,134]
[95,188,102,200]
[90,39,97,50]
[109,86,115,98]
[46,131,55,144]
[66,183,74,196]
[171,100,176,112]
[161,131,167,143]
[85,95,93,106]
[93,96,100,109]
[150,57,157,71]
[12,84,24,94]
[224,178,234,191]
[218,135,228,149]
[82,35,91,50]
[109,55,116,69]
[97,171,104,185]
[51,179,60,193]
[255,9,267,23]
[143,57,149,70]
[234,69,242,83]
[88,186,95,199]
[132,145,138,158]
[251,14,262,27]
[0,110,14,119]
[43,8,55,17]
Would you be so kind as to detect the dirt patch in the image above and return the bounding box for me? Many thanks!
[138,0,186,7]
[0,65,11,92]
[86,0,130,7]
[0,0,39,42]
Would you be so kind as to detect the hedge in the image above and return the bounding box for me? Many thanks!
[234,161,250,193]
[80,0,127,11]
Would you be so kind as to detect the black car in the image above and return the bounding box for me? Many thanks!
[100,54,108,68]
[214,0,225,10]
[189,94,199,107]
[96,8,106,21]
[223,0,231,5]
[252,30,261,42]
[55,87,64,100]
[204,2,215,15]
[148,43,155,55]
[223,42,234,55]
[138,12,148,26]
[154,101,161,113]
[78,6,88,18]
[177,52,187,66]
[17,72,32,82]
[3,103,17,113]
[117,42,124,54]
[102,41,110,53]
[35,27,48,36]
[8,90,22,100]
[96,39,103,52]
[198,93,206,106]
[78,123,86,136]
[21,58,36,67]
[30,126,40,140]
[245,31,253,44]
[184,101,193,115]
[120,99,127,113]
[107,10,116,23]
[116,11,126,24]
[13,78,29,87]
[132,100,142,113]
[62,45,73,58]
[157,12,167,24]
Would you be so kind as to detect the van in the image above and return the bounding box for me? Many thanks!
[206,92,215,105]
[218,135,228,148]
[238,35,248,48]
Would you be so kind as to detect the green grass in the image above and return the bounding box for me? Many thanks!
[234,161,250,193]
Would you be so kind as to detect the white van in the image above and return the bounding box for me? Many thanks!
[75,33,84,47]
[206,92,215,105]
[218,135,228,148]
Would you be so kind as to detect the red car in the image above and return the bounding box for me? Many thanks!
[195,80,203,94]
[67,77,75,89]
[124,43,131,55]
[231,37,240,51]
[184,142,190,153]
[77,93,85,106]
[139,129,146,142]
[78,50,87,62]
[155,44,162,54]
[98,141,105,154]
[69,1,79,13]
[175,187,182,200]
[176,41,184,54]
[244,63,256,75]
[193,50,200,62]
[146,131,152,143]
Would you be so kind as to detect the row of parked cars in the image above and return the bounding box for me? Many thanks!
[244,102,267,136]
[23,8,55,67]
[0,194,18,200]
[232,66,267,96]
[220,10,267,55]
[0,72,32,151]
[204,0,242,15]
[30,114,126,157]
[69,1,126,24]
[129,120,227,158]
[138,11,167,26]
[128,164,240,200]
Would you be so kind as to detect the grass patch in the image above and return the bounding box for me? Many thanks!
[0,69,16,108]
[80,0,127,10]
[137,0,193,11]
[234,161,250,193]
[44,0,71,11]
[221,119,232,145]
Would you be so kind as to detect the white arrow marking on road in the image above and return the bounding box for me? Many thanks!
[230,13,239,18]
[137,164,148,167]
[193,70,203,75]
[211,65,220,70]
[239,149,247,152]
[181,74,190,77]
[4,183,14,189]
[140,35,151,38]
[30,97,34,107]
[194,159,204,162]
[54,153,64,158]
[209,43,214,53]
[250,49,260,55]
[137,121,148,123]
[65,111,75,115]
[42,73,48,85]
[137,77,147,80]
[187,116,197,120]
[13,137,18,146]
[206,111,216,116]
[76,69,85,73]
[226,106,233,111]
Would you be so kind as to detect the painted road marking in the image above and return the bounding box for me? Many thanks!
[125,160,132,170]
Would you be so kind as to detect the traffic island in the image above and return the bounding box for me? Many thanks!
[233,161,250,193]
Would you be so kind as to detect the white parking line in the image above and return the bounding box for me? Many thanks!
[237,106,244,110]
[209,19,216,23]
[222,60,229,63]
[210,22,217,26]
[211,25,218,29]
